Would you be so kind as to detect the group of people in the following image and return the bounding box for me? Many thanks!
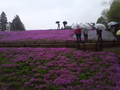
[74,25,103,43]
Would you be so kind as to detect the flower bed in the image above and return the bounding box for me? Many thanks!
[0,47,120,90]
[0,30,76,42]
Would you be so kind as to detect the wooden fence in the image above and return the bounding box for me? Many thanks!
[0,41,120,51]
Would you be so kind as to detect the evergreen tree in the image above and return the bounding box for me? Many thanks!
[11,15,25,31]
[0,12,7,31]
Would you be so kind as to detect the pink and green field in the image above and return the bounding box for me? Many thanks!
[0,30,120,90]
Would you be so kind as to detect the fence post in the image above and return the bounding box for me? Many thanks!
[113,39,115,46]
[9,44,11,47]
[83,43,86,51]
[100,42,102,51]
[76,44,80,50]
[54,40,56,44]
[96,42,98,51]
[24,44,26,47]
[117,41,119,46]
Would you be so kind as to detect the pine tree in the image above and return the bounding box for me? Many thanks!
[11,15,25,31]
[0,12,7,31]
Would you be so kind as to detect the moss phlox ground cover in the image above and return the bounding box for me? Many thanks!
[0,47,120,90]
[0,30,76,42]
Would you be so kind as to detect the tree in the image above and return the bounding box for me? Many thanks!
[107,0,120,22]
[63,21,67,29]
[11,15,25,31]
[0,12,7,31]
[97,16,106,23]
[101,9,109,21]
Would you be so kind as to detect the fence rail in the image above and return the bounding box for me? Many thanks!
[0,40,120,51]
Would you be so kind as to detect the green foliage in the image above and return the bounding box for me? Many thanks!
[40,59,47,63]
[9,82,21,89]
[50,73,56,78]
[16,66,23,70]
[37,67,48,77]
[23,78,29,82]
[5,68,12,73]
[66,55,73,59]
[49,86,58,90]
[17,77,22,81]
[0,55,4,62]
[1,75,8,81]
[77,58,87,63]
[93,57,101,62]
[24,87,34,90]
[0,82,4,87]
[88,68,99,77]
[104,79,109,85]
[8,76,17,81]
[79,73,88,80]
[21,63,29,67]
[26,66,36,71]
[17,69,30,75]
[77,60,85,63]
[107,0,120,21]
[96,16,106,23]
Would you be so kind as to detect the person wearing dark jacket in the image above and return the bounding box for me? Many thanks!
[96,28,103,42]
[74,26,82,43]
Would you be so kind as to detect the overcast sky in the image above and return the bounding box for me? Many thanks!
[0,0,110,30]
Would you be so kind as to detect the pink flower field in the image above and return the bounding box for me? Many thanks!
[0,47,120,90]
[0,29,120,90]
[0,29,76,42]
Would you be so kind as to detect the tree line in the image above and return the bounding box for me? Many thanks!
[97,0,120,23]
[0,12,25,31]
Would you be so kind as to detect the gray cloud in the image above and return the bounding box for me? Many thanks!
[0,0,110,30]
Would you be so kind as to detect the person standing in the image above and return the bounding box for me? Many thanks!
[82,27,88,42]
[96,28,103,42]
[74,25,82,43]
[57,23,60,29]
